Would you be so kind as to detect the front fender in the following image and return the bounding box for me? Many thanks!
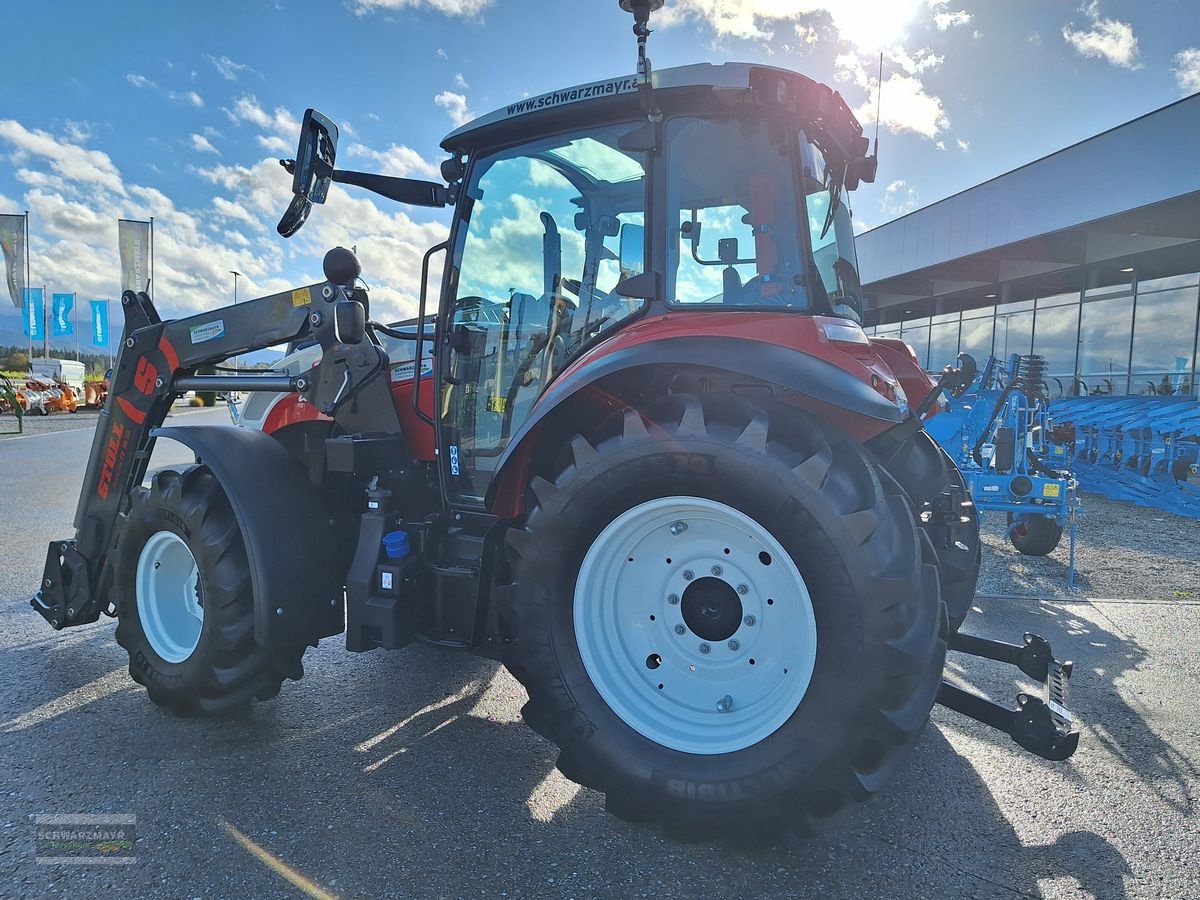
[151,425,344,647]
[485,335,903,510]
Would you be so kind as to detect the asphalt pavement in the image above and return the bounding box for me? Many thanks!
[1,410,1197,899]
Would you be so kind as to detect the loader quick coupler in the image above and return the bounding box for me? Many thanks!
[936,632,1079,761]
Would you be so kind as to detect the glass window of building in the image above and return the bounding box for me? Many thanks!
[1130,287,1198,396]
[993,307,1033,359]
[1137,272,1199,293]
[1078,296,1134,394]
[959,308,994,364]
[928,313,960,370]
[901,317,930,368]
[1033,293,1079,397]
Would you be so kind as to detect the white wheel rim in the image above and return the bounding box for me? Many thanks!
[135,531,204,664]
[574,496,818,755]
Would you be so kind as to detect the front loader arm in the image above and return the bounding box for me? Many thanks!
[33,282,327,630]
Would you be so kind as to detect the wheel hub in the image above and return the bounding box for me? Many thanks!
[135,530,204,664]
[681,577,743,642]
[573,496,818,755]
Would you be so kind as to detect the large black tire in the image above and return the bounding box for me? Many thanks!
[500,395,946,837]
[113,467,306,716]
[873,430,980,632]
[1007,514,1063,556]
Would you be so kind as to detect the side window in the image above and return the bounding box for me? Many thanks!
[666,117,807,308]
[803,141,864,322]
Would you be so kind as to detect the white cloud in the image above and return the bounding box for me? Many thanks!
[932,9,970,30]
[1172,48,1200,95]
[434,90,473,127]
[955,137,969,152]
[126,73,155,89]
[854,72,949,139]
[212,196,262,229]
[346,143,441,180]
[205,54,255,81]
[168,90,205,107]
[190,133,220,155]
[881,178,920,217]
[350,0,492,17]
[0,119,126,195]
[1062,1,1140,69]
[435,48,448,60]
[453,72,469,89]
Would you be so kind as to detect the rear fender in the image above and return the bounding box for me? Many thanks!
[150,425,344,647]
[486,336,904,515]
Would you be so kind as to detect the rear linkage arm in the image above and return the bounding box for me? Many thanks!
[937,631,1080,761]
[32,273,395,631]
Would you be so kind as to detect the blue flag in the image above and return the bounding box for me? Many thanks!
[90,299,109,348]
[23,287,43,340]
[52,292,74,336]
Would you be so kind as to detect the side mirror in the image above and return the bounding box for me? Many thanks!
[277,109,339,238]
[618,223,645,279]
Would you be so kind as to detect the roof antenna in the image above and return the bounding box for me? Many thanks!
[873,52,883,159]
[619,0,665,123]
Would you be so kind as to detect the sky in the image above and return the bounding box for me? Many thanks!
[2,0,1199,348]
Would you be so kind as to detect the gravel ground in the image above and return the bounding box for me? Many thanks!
[977,494,1200,600]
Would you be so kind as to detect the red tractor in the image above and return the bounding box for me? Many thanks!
[33,1,1076,838]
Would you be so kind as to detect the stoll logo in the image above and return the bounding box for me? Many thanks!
[35,814,136,865]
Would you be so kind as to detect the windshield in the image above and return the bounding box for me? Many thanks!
[802,138,865,322]
[444,123,648,505]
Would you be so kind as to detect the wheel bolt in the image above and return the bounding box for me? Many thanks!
[698,643,710,654]
[674,624,685,635]
[667,593,679,605]
[711,565,723,576]
[682,570,694,581]
[743,615,756,626]
[736,584,748,595]
[727,639,740,651]
[716,694,733,713]
[669,521,687,535]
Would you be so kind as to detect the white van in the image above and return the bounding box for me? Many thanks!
[30,358,87,394]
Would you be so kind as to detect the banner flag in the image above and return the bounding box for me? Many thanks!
[118,218,151,294]
[52,292,75,336]
[90,300,110,348]
[23,287,44,340]
[0,213,26,308]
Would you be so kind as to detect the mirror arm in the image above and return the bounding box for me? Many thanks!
[331,169,450,208]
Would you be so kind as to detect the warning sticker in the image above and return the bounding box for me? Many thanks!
[292,287,312,307]
[189,320,225,344]
[1043,483,1061,498]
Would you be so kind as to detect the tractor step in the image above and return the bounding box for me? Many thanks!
[936,632,1079,761]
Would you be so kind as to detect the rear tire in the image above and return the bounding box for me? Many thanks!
[1007,514,1063,556]
[114,467,306,716]
[501,395,946,837]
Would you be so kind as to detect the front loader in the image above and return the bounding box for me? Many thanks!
[32,0,1078,837]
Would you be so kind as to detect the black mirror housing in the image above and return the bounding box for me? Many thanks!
[277,109,338,237]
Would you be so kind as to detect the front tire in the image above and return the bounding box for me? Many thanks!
[114,467,306,715]
[501,395,946,836]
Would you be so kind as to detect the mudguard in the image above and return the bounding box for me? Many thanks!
[151,425,344,647]
[486,335,903,509]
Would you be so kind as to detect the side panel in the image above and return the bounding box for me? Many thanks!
[151,425,345,646]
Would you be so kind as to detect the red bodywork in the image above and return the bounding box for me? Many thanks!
[263,368,438,461]
[868,337,941,420]
[490,311,918,518]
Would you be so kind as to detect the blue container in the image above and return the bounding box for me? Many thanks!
[382,530,410,560]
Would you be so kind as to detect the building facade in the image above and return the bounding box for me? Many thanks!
[857,93,1200,399]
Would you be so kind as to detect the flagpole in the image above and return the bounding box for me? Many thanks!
[42,284,48,360]
[149,216,154,296]
[24,210,30,368]
[107,300,113,370]
[74,292,79,362]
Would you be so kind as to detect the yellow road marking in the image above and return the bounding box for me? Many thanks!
[220,820,340,900]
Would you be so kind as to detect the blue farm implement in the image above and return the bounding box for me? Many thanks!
[1049,395,1200,518]
[926,354,1080,586]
